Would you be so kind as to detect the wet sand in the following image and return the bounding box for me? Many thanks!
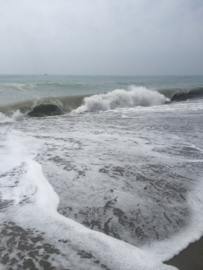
[165,236,203,270]
[1,220,203,270]
[1,198,203,270]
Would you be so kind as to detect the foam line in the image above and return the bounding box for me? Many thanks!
[8,160,177,270]
[0,130,177,270]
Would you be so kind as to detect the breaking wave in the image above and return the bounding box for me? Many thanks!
[0,95,86,118]
[75,86,169,113]
[158,87,203,101]
[0,86,203,119]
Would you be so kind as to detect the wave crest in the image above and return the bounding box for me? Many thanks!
[1,86,202,119]
[75,87,169,113]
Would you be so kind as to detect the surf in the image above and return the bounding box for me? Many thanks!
[0,86,203,119]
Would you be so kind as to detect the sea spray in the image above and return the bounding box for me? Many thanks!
[75,87,169,113]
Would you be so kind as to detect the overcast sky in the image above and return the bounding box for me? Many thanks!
[0,0,203,75]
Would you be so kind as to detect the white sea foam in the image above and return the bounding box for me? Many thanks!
[0,112,13,123]
[75,86,169,113]
[0,110,24,123]
[12,110,25,121]
[0,129,177,270]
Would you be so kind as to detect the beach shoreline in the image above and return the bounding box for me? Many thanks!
[165,236,203,270]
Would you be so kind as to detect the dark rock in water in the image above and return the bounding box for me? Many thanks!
[28,104,62,117]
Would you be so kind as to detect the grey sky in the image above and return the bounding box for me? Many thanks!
[0,0,203,75]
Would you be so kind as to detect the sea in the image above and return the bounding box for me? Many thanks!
[0,75,203,270]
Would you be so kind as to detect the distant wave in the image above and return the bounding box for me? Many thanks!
[0,86,203,119]
[0,83,36,91]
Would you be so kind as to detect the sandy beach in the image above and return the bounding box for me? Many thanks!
[165,236,203,270]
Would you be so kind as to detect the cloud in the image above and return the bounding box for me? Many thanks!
[0,0,202,75]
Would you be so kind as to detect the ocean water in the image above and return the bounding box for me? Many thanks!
[0,75,203,270]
